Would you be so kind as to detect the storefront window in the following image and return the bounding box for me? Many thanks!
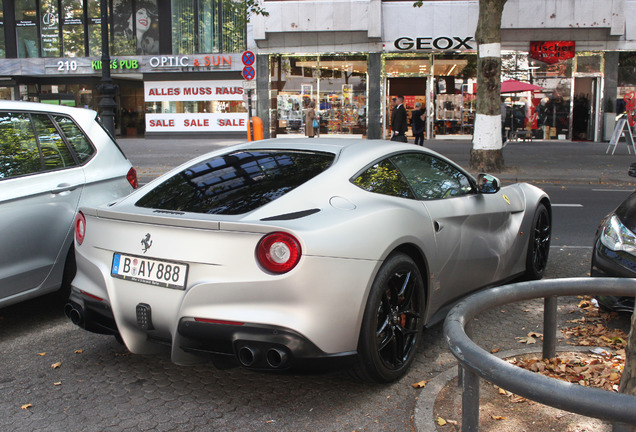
[0,0,5,58]
[532,57,574,139]
[271,55,368,137]
[199,0,220,53]
[112,0,159,55]
[87,0,102,56]
[172,0,195,54]
[221,1,245,52]
[16,0,40,58]
[172,0,244,54]
[40,0,60,57]
[62,0,84,56]
[576,53,603,74]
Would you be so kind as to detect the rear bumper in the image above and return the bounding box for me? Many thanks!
[177,318,357,371]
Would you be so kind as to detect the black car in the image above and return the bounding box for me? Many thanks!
[591,163,636,311]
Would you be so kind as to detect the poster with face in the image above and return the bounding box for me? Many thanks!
[113,0,159,55]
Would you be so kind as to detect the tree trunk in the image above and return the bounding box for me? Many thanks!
[470,0,508,172]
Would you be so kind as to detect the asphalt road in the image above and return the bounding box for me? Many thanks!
[0,138,632,431]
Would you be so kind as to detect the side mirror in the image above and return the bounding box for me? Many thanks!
[629,163,636,178]
[477,173,500,194]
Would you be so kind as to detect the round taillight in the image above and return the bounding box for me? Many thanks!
[257,232,302,274]
[75,212,86,245]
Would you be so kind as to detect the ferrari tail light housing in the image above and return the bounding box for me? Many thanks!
[257,232,302,274]
[75,211,86,245]
[127,167,138,189]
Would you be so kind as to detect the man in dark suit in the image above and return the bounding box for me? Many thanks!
[391,95,408,142]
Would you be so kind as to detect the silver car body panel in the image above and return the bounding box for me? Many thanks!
[0,101,134,307]
[72,138,548,360]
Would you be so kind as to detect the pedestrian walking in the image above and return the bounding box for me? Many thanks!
[390,95,408,142]
[304,101,316,138]
[411,102,425,146]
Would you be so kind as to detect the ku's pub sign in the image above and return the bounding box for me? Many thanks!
[529,41,576,65]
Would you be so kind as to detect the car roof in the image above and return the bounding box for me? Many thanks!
[0,100,97,118]
[235,138,449,170]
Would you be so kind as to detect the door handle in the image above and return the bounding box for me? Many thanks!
[51,183,79,194]
[434,221,443,232]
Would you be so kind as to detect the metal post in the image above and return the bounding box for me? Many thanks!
[461,366,480,432]
[97,0,117,136]
[543,296,557,359]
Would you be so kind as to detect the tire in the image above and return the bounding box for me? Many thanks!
[524,203,551,280]
[352,253,425,383]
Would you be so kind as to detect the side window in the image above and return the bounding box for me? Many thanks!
[352,159,415,199]
[0,112,40,179]
[31,114,76,171]
[53,115,95,163]
[390,153,473,200]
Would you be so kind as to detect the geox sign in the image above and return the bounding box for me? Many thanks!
[394,36,475,52]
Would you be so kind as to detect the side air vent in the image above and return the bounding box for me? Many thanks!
[261,208,321,221]
[153,209,185,215]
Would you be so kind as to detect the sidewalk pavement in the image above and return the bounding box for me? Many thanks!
[120,136,636,186]
[119,135,633,431]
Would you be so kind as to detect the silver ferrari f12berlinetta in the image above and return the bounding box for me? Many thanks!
[66,138,551,383]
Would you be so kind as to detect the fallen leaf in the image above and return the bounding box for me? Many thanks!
[517,336,537,344]
[74,350,83,354]
[21,404,32,410]
[411,380,428,389]
[491,415,506,420]
[53,382,62,386]
[436,417,447,426]
[491,348,500,354]
[51,362,62,369]
[37,353,46,356]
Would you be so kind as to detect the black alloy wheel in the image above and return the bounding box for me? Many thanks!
[354,253,425,383]
[525,203,551,280]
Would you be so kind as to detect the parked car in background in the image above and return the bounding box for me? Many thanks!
[591,163,636,312]
[0,101,137,308]
[66,138,550,383]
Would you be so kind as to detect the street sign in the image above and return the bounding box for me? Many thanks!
[243,80,256,89]
[242,51,255,66]
[242,66,255,81]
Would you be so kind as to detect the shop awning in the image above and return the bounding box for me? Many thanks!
[501,79,544,93]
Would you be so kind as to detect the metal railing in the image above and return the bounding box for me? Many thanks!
[443,277,636,432]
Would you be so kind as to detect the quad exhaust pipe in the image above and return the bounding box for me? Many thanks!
[237,345,290,369]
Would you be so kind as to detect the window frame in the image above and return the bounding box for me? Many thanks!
[350,150,477,201]
[0,109,98,181]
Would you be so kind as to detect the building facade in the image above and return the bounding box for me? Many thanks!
[0,0,250,136]
[251,0,634,142]
[0,0,635,141]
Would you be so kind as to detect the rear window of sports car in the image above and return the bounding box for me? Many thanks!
[135,150,335,215]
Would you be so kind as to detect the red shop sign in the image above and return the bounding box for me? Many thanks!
[529,41,575,65]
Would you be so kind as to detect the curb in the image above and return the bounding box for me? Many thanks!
[413,345,606,432]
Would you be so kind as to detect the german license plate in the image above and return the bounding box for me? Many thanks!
[111,253,188,290]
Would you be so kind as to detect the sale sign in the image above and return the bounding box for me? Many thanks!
[529,41,575,65]
[146,113,248,132]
